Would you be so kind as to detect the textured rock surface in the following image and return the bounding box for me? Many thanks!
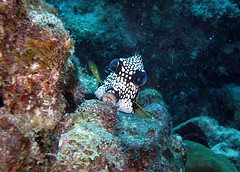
[213,84,240,123]
[53,90,188,171]
[0,0,72,133]
[115,89,187,171]
[174,116,240,171]
[52,100,126,171]
[54,123,125,171]
[0,0,73,170]
[184,140,238,172]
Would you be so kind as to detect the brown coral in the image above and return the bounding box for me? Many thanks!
[0,0,72,132]
[0,0,73,171]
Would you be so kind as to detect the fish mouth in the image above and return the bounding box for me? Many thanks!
[102,92,117,103]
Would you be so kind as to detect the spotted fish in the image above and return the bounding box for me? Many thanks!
[88,54,150,118]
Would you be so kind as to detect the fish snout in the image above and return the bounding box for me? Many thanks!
[102,92,117,103]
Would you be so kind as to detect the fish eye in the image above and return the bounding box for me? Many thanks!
[133,71,147,86]
[109,58,119,72]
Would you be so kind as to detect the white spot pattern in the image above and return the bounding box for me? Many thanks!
[95,54,146,113]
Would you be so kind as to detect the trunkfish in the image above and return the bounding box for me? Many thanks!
[88,54,150,118]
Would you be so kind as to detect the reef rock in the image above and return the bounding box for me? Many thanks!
[52,99,126,171]
[213,84,240,125]
[115,89,187,171]
[53,89,187,171]
[184,140,238,172]
[174,116,240,171]
[0,0,72,132]
[0,0,73,170]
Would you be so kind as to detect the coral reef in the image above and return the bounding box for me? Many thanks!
[1,0,239,171]
[1,1,187,171]
[46,0,132,65]
[61,55,98,113]
[174,0,240,22]
[0,0,73,170]
[174,116,240,170]
[0,113,42,171]
[184,140,238,172]
[52,99,126,171]
[137,88,171,124]
[45,0,240,82]
[0,0,72,132]
[115,89,187,171]
[53,123,125,171]
[53,89,187,171]
[213,84,240,123]
[116,113,187,171]
[46,0,240,131]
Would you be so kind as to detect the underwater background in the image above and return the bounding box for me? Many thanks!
[0,0,240,171]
